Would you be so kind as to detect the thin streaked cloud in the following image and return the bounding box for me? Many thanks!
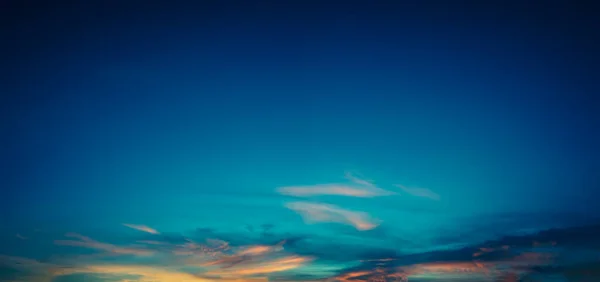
[395,184,440,201]
[285,201,380,230]
[344,171,375,187]
[277,173,395,198]
[55,264,259,282]
[123,223,160,234]
[206,255,313,277]
[54,232,154,256]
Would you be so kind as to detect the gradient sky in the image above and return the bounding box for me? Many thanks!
[1,1,599,281]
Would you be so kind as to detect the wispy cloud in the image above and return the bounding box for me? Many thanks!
[56,264,261,282]
[3,221,600,281]
[285,201,380,230]
[331,251,556,282]
[344,171,375,187]
[237,243,282,256]
[277,173,395,198]
[206,255,313,277]
[123,223,160,234]
[200,240,285,269]
[395,184,440,200]
[54,232,154,256]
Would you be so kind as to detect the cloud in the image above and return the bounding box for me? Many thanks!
[55,264,264,282]
[344,171,375,187]
[206,255,313,277]
[277,173,395,198]
[329,253,555,282]
[35,231,307,281]
[54,232,154,256]
[4,215,600,282]
[123,223,160,234]
[327,223,570,282]
[277,184,394,198]
[200,241,284,268]
[237,244,280,256]
[141,237,230,259]
[285,201,380,230]
[395,184,440,200]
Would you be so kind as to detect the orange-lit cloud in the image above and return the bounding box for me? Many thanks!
[237,245,277,256]
[285,201,380,230]
[334,270,374,281]
[54,232,154,256]
[206,255,312,277]
[395,184,440,200]
[123,223,160,234]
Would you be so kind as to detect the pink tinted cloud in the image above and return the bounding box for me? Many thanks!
[285,201,380,230]
[278,173,395,198]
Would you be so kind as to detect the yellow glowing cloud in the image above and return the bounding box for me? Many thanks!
[285,201,379,230]
[123,224,160,234]
[56,264,265,282]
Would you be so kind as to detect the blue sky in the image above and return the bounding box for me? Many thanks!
[1,1,599,281]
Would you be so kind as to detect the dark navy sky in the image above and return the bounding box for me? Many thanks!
[1,1,599,281]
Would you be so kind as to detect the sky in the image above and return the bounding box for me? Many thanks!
[1,1,599,281]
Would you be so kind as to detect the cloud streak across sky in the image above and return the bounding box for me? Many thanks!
[277,173,396,198]
[285,201,380,230]
[123,224,160,234]
[395,184,441,201]
[54,232,155,256]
